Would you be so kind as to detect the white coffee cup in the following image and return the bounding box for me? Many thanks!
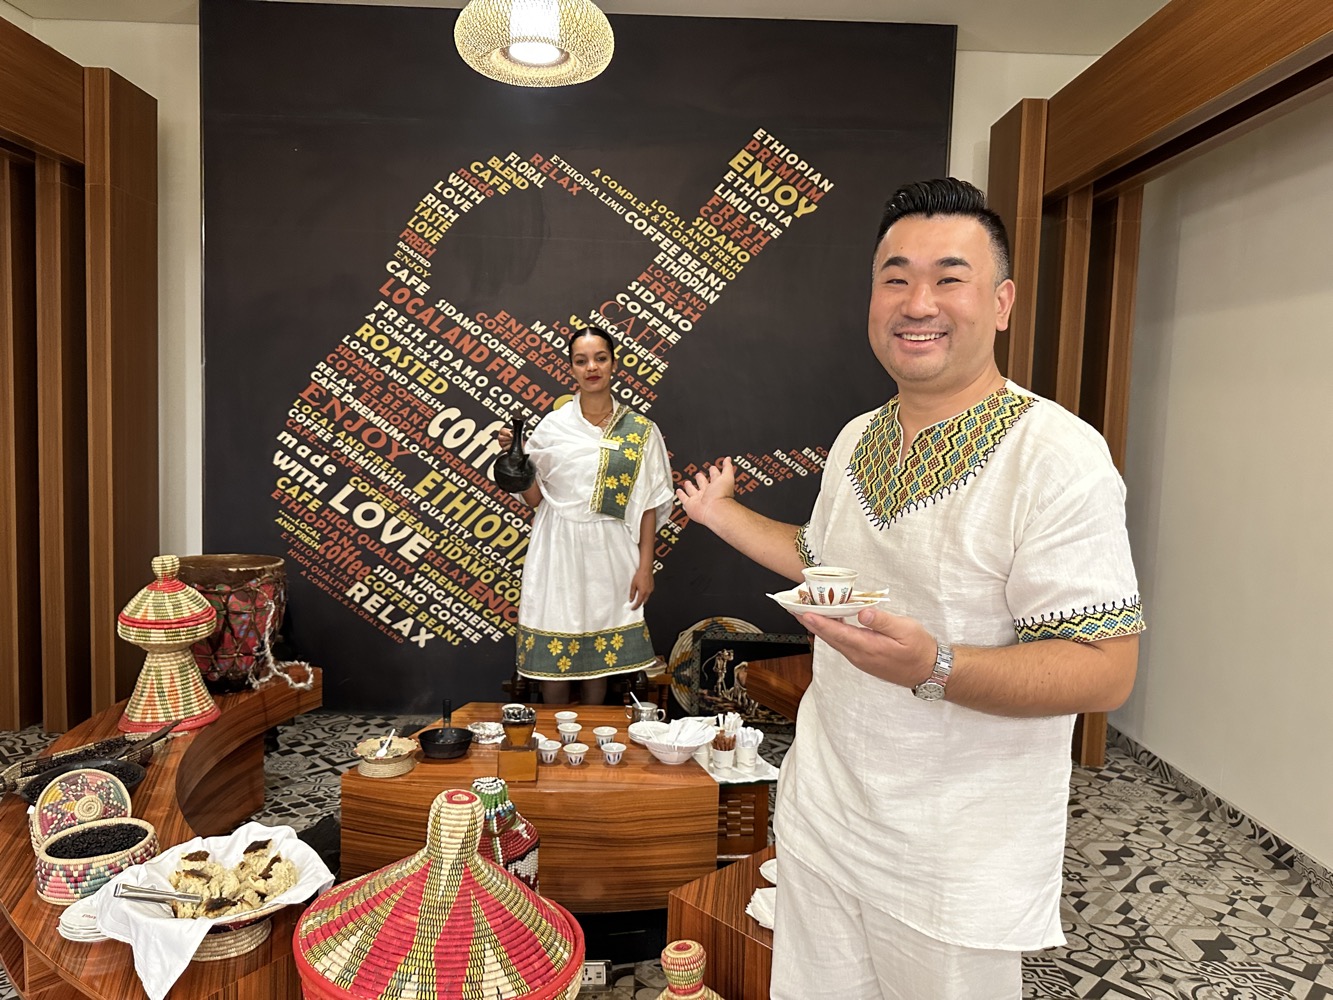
[592,726,617,747]
[557,722,582,744]
[601,741,625,765]
[563,742,588,765]
[538,739,561,764]
[554,710,578,725]
[801,565,858,605]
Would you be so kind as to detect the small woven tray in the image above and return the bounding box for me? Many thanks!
[193,916,272,961]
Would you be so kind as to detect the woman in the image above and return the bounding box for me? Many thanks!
[499,325,674,705]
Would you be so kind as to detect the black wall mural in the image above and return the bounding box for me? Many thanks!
[201,0,955,711]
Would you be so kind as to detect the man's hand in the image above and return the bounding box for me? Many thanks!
[675,457,737,528]
[497,426,514,449]
[800,606,937,689]
[628,566,654,610]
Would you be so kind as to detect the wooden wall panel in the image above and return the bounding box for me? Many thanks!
[1053,187,1093,413]
[1099,190,1143,471]
[987,99,1048,387]
[85,69,159,709]
[36,157,91,731]
[0,17,83,164]
[1045,0,1333,197]
[0,153,42,729]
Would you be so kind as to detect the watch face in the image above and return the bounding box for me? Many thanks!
[914,681,945,702]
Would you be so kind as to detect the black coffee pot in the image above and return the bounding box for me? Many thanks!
[493,411,536,492]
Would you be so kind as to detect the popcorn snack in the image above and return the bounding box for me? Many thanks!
[168,846,298,919]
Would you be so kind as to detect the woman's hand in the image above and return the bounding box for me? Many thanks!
[497,426,514,450]
[629,566,654,610]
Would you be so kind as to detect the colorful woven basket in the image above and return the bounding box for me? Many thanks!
[471,777,540,891]
[117,555,220,733]
[28,767,133,852]
[657,940,723,1000]
[293,788,584,1000]
[35,817,159,906]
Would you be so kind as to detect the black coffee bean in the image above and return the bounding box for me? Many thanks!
[45,824,148,860]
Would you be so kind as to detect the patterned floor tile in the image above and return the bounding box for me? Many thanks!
[1149,957,1311,1000]
[1022,956,1080,999]
[5,720,1333,1000]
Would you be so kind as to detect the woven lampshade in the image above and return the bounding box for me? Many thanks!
[454,0,613,88]
[294,788,584,1000]
[117,555,220,733]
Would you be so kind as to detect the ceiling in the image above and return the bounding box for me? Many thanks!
[8,0,1170,54]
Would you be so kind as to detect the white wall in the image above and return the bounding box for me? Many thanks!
[949,50,1094,185]
[1117,90,1333,869]
[0,8,1091,556]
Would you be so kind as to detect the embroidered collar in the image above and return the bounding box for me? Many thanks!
[849,386,1036,529]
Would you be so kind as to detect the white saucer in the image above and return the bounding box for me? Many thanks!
[759,857,778,884]
[766,587,888,618]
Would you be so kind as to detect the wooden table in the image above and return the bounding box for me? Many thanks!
[0,668,322,1000]
[667,844,775,1000]
[340,702,720,912]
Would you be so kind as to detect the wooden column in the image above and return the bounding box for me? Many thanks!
[37,156,91,731]
[987,98,1047,386]
[1052,187,1093,412]
[0,152,41,730]
[85,68,159,710]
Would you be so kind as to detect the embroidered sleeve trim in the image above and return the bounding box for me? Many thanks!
[848,389,1037,531]
[796,523,817,567]
[1014,598,1146,643]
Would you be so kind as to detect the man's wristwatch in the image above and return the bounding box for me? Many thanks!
[912,642,953,702]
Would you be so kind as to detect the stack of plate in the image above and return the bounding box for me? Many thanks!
[58,893,108,943]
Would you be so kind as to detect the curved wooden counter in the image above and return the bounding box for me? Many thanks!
[0,667,321,1000]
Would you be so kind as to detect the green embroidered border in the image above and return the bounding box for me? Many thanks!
[591,408,652,521]
[796,523,817,567]
[517,621,656,678]
[1015,601,1146,643]
[849,389,1036,530]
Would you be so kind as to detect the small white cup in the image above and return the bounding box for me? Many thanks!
[554,710,578,725]
[557,722,582,744]
[563,742,588,765]
[693,740,713,765]
[801,565,858,605]
[592,726,617,747]
[601,741,626,765]
[735,745,758,770]
[538,739,561,764]
[711,747,736,769]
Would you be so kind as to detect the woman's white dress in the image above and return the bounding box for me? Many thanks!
[515,399,674,680]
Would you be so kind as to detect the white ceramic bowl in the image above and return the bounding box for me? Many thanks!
[628,721,670,745]
[645,739,712,765]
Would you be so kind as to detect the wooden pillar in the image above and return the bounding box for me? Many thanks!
[987,98,1047,386]
[37,156,91,731]
[0,152,42,729]
[85,68,160,711]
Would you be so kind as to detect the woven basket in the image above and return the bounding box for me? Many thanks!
[354,736,419,778]
[193,916,272,961]
[35,818,159,906]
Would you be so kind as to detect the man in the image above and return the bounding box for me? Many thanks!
[676,178,1143,999]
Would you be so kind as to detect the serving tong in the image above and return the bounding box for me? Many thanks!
[113,883,203,904]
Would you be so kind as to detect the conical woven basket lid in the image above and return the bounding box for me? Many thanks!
[117,555,216,646]
[293,788,584,1000]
